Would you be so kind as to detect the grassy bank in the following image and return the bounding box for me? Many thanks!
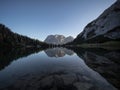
[72,41,120,50]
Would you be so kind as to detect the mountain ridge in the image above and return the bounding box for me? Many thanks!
[44,34,74,45]
[71,0,120,44]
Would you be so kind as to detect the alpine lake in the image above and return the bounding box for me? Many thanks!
[0,47,120,90]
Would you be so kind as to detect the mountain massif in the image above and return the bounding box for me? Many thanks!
[72,0,120,44]
[44,35,74,45]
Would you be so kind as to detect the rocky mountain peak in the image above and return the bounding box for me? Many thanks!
[74,1,120,43]
[44,35,74,45]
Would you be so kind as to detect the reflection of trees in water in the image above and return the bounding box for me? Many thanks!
[0,46,120,89]
[44,48,74,57]
[0,47,43,70]
[68,47,120,89]
[0,47,74,71]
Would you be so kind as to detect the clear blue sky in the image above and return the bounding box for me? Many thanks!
[0,0,116,41]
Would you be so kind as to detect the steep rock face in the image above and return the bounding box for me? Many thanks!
[74,1,120,43]
[44,35,74,45]
[64,36,74,44]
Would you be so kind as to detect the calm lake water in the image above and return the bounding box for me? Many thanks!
[0,47,119,90]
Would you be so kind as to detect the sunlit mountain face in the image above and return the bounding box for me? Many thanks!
[44,35,74,45]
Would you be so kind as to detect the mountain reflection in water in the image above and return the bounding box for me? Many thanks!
[45,47,74,57]
[0,47,119,90]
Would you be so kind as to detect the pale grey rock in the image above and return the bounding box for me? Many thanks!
[76,1,120,42]
[60,73,77,85]
[44,35,74,44]
[73,82,93,90]
[64,36,74,43]
[82,76,91,81]
[44,35,65,45]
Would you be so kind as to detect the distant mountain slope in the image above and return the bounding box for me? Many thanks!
[73,0,120,44]
[44,35,74,45]
[0,24,47,47]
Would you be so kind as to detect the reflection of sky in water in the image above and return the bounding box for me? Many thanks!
[0,48,117,90]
